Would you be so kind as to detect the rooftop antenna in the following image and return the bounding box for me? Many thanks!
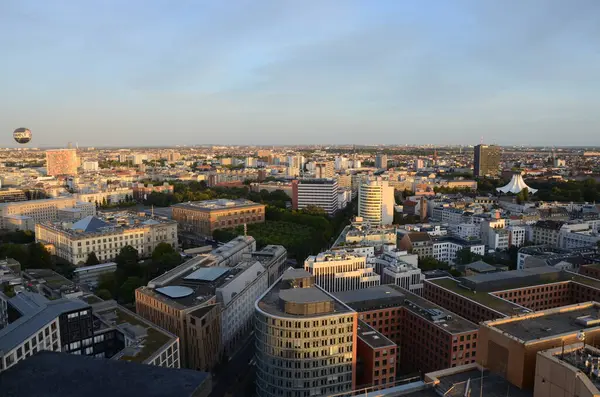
[151,205,154,218]
[480,136,484,145]
[244,223,247,237]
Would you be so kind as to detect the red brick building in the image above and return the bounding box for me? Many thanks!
[423,267,600,324]
[335,285,478,375]
[356,320,397,390]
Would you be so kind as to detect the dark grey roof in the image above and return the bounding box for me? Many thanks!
[71,216,110,232]
[0,351,211,397]
[0,297,89,353]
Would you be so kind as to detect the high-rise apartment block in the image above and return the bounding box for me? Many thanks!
[254,269,358,397]
[313,161,335,178]
[172,199,265,236]
[358,177,395,226]
[304,250,380,293]
[473,144,500,177]
[375,154,388,169]
[291,178,340,215]
[46,149,79,176]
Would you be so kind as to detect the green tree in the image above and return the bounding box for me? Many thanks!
[119,276,143,303]
[27,243,53,269]
[97,273,118,297]
[455,247,483,266]
[418,256,450,271]
[152,242,176,261]
[95,289,112,300]
[85,252,100,266]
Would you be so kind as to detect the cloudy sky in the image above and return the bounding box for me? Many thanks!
[1,0,599,147]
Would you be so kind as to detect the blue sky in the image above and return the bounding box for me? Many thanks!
[1,0,599,147]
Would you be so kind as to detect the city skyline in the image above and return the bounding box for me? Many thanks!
[1,0,600,147]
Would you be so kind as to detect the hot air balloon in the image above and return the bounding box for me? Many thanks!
[13,128,32,144]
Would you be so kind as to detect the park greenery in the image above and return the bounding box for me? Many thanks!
[96,243,183,304]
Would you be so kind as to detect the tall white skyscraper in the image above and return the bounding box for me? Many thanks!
[358,177,395,225]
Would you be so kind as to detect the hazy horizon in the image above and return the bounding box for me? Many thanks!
[1,1,599,147]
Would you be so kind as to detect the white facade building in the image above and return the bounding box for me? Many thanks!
[82,161,99,172]
[488,228,509,251]
[294,179,340,215]
[72,262,117,287]
[456,223,480,240]
[0,197,96,231]
[507,226,527,248]
[432,238,485,265]
[217,260,269,354]
[304,250,380,293]
[35,215,178,265]
[358,177,395,226]
[558,223,600,249]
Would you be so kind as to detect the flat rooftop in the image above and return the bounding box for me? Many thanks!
[426,277,528,316]
[0,351,210,397]
[172,198,263,211]
[551,344,600,392]
[23,268,75,290]
[92,300,176,363]
[257,270,354,319]
[334,285,478,334]
[430,367,532,397]
[489,302,600,343]
[357,320,396,349]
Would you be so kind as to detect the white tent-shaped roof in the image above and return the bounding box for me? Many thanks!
[497,173,537,194]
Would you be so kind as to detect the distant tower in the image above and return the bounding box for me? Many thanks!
[433,149,438,165]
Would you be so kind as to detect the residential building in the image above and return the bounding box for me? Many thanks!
[81,161,99,172]
[254,269,358,397]
[370,251,423,295]
[76,188,133,206]
[172,199,265,236]
[355,320,397,390]
[304,250,380,293]
[507,226,526,247]
[132,182,174,201]
[431,236,485,265]
[46,149,79,176]
[456,223,480,239]
[291,178,340,215]
[375,154,388,169]
[488,228,509,250]
[531,220,565,246]
[0,351,212,397]
[335,285,479,375]
[0,197,96,231]
[397,232,433,258]
[473,144,500,177]
[35,214,177,265]
[478,302,600,389]
[313,161,335,178]
[558,222,600,249]
[358,177,395,226]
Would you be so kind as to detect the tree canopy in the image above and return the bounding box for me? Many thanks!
[85,252,100,266]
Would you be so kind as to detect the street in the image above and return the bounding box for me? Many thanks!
[210,334,256,397]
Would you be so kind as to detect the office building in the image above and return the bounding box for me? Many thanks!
[397,232,433,257]
[0,197,96,231]
[132,182,174,201]
[242,244,288,285]
[478,302,600,389]
[35,214,177,265]
[135,241,278,368]
[304,250,380,293]
[0,292,91,372]
[507,225,527,248]
[72,262,117,287]
[0,188,26,203]
[291,178,339,215]
[377,252,424,295]
[254,269,358,397]
[313,161,335,178]
[355,320,397,390]
[431,236,485,265]
[46,149,79,176]
[76,188,133,206]
[423,267,600,324]
[375,154,388,169]
[22,268,81,300]
[358,177,395,226]
[473,144,500,178]
[0,351,211,397]
[172,199,265,236]
[335,285,479,375]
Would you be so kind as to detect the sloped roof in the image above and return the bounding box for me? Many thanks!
[71,216,109,232]
[497,174,538,194]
